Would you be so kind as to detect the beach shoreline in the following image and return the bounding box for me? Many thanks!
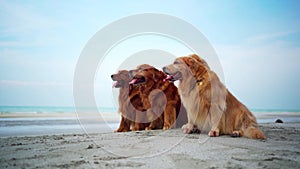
[0,112,120,137]
[0,111,300,134]
[1,111,300,137]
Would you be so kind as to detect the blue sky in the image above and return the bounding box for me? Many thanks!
[0,0,299,110]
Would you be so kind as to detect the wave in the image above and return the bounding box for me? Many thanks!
[0,106,118,114]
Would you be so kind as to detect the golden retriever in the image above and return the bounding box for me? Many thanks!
[129,64,186,130]
[163,54,266,139]
[111,70,149,132]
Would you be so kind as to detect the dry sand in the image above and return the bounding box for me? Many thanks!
[0,122,299,169]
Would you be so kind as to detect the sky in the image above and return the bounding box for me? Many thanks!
[0,0,299,110]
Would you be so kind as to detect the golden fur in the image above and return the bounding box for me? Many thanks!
[111,70,149,132]
[163,54,266,139]
[130,65,186,130]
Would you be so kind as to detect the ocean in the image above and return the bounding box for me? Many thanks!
[0,106,120,137]
[0,106,299,137]
[0,106,117,114]
[1,106,298,115]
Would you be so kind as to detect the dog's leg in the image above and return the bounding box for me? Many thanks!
[115,116,131,132]
[207,77,227,137]
[133,112,149,131]
[208,119,221,137]
[208,121,222,137]
[208,102,225,137]
[132,122,140,131]
[146,118,163,130]
[145,109,155,130]
[163,104,177,130]
[115,116,125,132]
[132,111,141,131]
[145,110,163,130]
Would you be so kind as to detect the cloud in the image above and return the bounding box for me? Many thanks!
[246,30,299,42]
[0,1,58,33]
[215,35,300,109]
[0,41,37,48]
[0,1,66,48]
[0,80,72,87]
[218,39,300,83]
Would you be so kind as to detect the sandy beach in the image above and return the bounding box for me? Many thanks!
[0,120,299,169]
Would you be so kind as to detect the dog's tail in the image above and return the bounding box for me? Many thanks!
[243,127,266,140]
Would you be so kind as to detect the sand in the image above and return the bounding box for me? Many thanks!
[0,122,299,169]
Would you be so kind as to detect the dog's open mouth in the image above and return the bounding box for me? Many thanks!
[129,76,146,85]
[163,72,182,82]
[112,81,122,88]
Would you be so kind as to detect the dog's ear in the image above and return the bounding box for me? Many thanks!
[137,64,153,71]
[151,68,161,81]
[157,69,166,80]
[190,54,202,62]
[185,57,197,69]
[120,70,130,80]
[190,54,210,70]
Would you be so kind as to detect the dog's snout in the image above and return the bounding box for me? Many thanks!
[128,70,133,77]
[111,74,114,78]
[162,67,168,73]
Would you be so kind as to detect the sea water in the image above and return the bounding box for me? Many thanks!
[0,106,119,137]
[0,106,299,137]
[0,106,117,114]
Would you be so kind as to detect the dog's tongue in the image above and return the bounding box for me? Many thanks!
[163,75,173,82]
[129,78,137,84]
[112,82,118,88]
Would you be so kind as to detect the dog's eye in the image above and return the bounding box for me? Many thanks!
[174,61,180,64]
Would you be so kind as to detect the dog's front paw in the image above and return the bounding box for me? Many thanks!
[208,130,219,137]
[163,125,170,130]
[192,127,201,134]
[231,131,241,137]
[182,123,199,134]
[114,127,125,132]
[145,126,153,130]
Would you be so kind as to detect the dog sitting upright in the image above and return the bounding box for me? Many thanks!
[129,64,185,130]
[163,54,265,139]
[111,70,149,132]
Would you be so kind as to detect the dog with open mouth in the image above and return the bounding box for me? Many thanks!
[111,70,149,132]
[163,54,266,139]
[129,65,185,130]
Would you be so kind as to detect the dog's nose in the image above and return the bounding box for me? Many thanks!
[162,67,167,73]
[128,70,133,77]
[111,74,114,78]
